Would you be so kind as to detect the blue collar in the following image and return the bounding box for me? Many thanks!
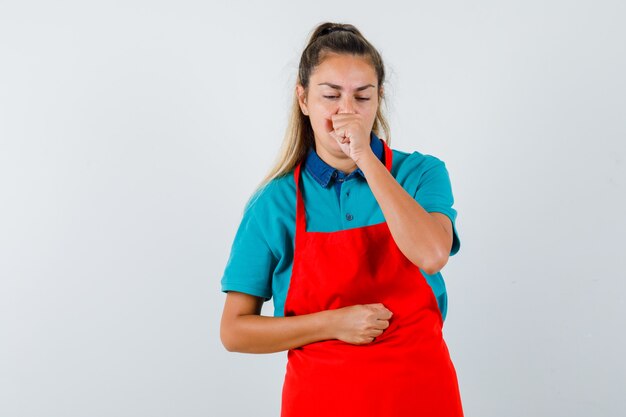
[304,131,384,188]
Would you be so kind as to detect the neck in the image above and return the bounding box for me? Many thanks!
[315,147,358,174]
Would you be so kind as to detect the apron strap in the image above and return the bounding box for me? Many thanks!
[294,138,393,237]
[294,161,307,238]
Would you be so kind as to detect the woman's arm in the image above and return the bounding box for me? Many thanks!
[220,291,393,353]
[356,152,454,275]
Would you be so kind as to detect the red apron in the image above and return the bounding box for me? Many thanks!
[281,140,464,417]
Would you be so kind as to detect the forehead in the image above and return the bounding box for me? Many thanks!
[310,53,377,88]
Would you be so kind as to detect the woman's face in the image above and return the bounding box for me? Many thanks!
[297,53,381,161]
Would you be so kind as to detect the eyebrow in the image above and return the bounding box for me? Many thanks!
[317,82,376,91]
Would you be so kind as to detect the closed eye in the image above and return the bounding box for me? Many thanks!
[323,96,370,101]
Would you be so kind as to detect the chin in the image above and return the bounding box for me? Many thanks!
[325,140,348,158]
[326,134,347,152]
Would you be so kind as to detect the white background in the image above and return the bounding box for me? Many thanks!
[1,1,625,416]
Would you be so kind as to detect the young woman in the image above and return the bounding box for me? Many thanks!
[220,22,464,417]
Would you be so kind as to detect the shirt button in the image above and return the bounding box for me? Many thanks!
[346,213,353,221]
[331,171,338,178]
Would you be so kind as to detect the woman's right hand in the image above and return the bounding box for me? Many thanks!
[220,293,394,353]
[330,303,393,345]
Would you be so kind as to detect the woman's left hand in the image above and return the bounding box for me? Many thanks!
[328,113,372,164]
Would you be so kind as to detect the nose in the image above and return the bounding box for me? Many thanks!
[337,96,356,114]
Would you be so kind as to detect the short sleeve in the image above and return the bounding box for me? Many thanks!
[413,158,461,256]
[220,201,276,301]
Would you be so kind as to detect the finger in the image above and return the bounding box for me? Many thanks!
[376,320,390,330]
[329,115,347,127]
[328,130,345,144]
[368,330,383,343]
[379,305,393,316]
[375,308,393,320]
[331,113,359,122]
[372,303,393,315]
[369,303,387,311]
[330,130,350,145]
[332,120,359,135]
[331,125,346,139]
[329,118,351,133]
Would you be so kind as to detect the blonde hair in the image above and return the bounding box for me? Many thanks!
[254,22,392,194]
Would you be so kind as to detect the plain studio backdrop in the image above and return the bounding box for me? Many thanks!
[1,1,625,416]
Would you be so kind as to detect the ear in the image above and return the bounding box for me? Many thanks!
[296,84,309,116]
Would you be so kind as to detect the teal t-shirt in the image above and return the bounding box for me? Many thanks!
[220,135,461,321]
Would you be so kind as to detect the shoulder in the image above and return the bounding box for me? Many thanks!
[390,147,449,183]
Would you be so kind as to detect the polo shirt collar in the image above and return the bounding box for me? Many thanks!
[304,131,384,188]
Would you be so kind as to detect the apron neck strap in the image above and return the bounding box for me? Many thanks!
[294,138,393,236]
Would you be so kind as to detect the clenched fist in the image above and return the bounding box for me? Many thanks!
[329,303,394,345]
